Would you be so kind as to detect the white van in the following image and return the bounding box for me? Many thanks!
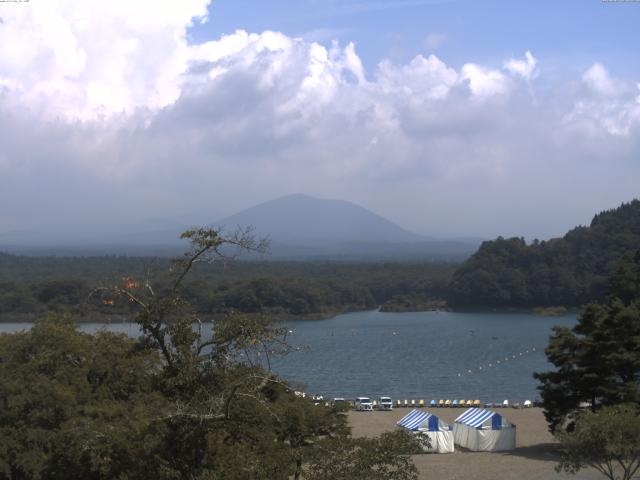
[379,396,393,411]
[354,397,373,411]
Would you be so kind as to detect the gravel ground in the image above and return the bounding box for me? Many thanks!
[347,407,603,480]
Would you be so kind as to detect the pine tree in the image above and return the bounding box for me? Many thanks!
[535,251,640,432]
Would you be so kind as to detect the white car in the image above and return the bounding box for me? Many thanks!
[379,396,393,411]
[354,397,373,411]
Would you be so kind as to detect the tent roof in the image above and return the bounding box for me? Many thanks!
[454,408,505,428]
[397,409,446,430]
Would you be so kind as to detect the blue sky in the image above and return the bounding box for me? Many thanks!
[192,0,640,77]
[0,0,639,242]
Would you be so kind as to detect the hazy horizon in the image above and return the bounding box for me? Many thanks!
[0,192,632,249]
[1,1,639,244]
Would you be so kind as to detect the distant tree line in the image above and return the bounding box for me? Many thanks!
[0,255,456,320]
[449,200,640,308]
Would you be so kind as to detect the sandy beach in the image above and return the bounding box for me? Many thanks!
[347,407,603,480]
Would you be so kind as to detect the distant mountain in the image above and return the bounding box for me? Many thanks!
[212,194,480,261]
[0,194,480,260]
[449,199,640,307]
[218,194,426,245]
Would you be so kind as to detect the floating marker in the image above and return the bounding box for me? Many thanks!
[454,345,544,378]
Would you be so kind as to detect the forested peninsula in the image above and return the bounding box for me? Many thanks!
[449,200,640,308]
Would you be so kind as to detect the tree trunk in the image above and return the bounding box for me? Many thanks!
[294,458,302,480]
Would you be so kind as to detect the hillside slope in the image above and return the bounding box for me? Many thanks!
[449,200,640,307]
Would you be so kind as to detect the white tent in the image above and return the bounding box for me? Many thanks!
[396,409,454,453]
[453,408,516,451]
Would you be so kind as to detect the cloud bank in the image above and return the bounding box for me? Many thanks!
[0,0,639,240]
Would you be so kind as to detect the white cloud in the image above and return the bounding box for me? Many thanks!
[504,51,537,80]
[375,54,458,100]
[0,2,639,239]
[460,63,509,97]
[0,0,210,119]
[562,64,640,136]
[582,63,616,96]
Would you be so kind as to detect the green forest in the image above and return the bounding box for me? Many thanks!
[449,200,640,308]
[0,254,456,321]
[0,229,424,479]
[2,199,639,319]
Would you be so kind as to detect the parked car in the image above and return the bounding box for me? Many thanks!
[379,396,393,411]
[354,397,373,411]
[331,397,349,409]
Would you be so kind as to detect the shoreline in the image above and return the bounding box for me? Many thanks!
[0,306,580,324]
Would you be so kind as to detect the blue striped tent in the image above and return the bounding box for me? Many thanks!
[397,409,439,431]
[396,410,454,453]
[453,408,516,451]
[455,408,504,429]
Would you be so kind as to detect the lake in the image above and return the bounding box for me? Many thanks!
[273,310,578,402]
[0,309,577,403]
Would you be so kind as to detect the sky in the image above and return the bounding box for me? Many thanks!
[0,0,639,243]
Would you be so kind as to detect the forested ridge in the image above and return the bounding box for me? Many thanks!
[450,200,640,308]
[0,255,455,320]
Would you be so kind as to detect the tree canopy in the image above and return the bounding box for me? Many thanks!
[450,200,640,308]
[556,404,640,480]
[0,252,456,321]
[535,251,640,432]
[0,228,422,479]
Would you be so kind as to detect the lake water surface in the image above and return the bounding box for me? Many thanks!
[0,310,577,404]
[273,310,577,403]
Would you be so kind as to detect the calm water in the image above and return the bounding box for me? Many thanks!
[0,310,577,403]
[273,310,578,403]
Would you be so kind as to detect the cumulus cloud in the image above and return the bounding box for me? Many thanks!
[563,63,640,136]
[0,1,639,240]
[0,0,210,119]
[375,54,457,100]
[460,63,509,97]
[582,63,616,96]
[504,51,537,80]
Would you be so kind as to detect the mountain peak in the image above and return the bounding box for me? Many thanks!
[219,194,424,245]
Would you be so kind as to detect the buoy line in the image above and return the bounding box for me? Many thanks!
[456,347,539,377]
